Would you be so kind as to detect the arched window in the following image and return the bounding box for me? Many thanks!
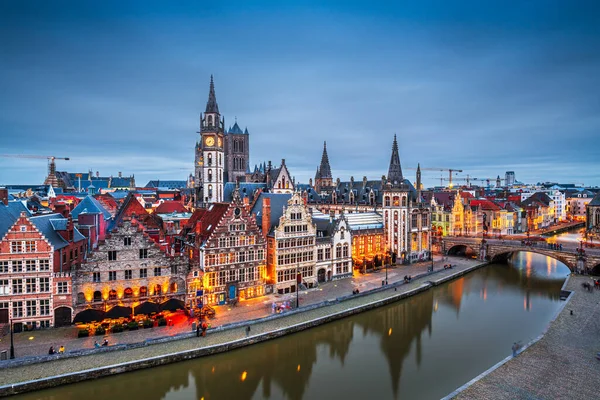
[369,191,375,205]
[208,115,213,126]
[140,286,148,297]
[336,243,342,258]
[402,196,407,207]
[343,243,349,257]
[77,292,85,304]
[108,289,117,301]
[340,227,345,240]
[385,196,390,207]
[208,169,213,182]
[93,291,102,302]
[154,284,162,296]
[124,288,133,298]
[207,153,212,166]
[170,282,178,293]
[208,184,213,198]
[218,154,221,166]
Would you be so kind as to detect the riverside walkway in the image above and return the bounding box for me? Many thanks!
[0,258,483,396]
[452,275,600,400]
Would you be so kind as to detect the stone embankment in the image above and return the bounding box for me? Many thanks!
[447,274,600,400]
[0,260,485,397]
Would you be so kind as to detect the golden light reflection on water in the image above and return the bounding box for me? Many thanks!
[240,371,247,382]
[526,252,533,277]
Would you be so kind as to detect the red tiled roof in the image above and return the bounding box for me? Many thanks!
[155,201,187,214]
[470,199,501,211]
[181,203,230,244]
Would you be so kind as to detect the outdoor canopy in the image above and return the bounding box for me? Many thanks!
[105,305,132,319]
[159,298,186,312]
[134,301,160,315]
[73,308,106,324]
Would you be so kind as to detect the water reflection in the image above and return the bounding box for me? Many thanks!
[18,254,569,400]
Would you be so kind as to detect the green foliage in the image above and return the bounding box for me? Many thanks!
[94,326,106,336]
[127,321,139,330]
[111,323,124,333]
[143,319,154,329]
[78,329,90,338]
[157,318,167,327]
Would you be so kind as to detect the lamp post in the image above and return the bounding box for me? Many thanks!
[385,251,389,285]
[9,319,15,359]
[296,263,300,309]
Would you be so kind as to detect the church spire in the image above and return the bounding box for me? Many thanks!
[387,134,403,185]
[319,141,332,179]
[416,163,422,203]
[205,75,219,114]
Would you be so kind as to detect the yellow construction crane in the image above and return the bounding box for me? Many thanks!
[0,154,70,187]
[406,167,463,187]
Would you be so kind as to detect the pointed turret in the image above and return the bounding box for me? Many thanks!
[319,141,332,179]
[387,134,403,185]
[205,75,219,114]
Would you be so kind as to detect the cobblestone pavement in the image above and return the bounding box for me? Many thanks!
[454,275,600,400]
[0,255,455,358]
[0,257,482,387]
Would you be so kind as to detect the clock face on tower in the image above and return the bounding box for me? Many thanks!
[205,137,215,147]
[217,137,222,147]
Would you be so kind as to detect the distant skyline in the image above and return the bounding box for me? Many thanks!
[1,1,599,188]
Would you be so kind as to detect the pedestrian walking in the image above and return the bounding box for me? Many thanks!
[246,325,251,337]
[201,321,208,337]
[196,324,201,337]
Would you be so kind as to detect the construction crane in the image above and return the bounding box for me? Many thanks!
[406,167,463,187]
[0,154,70,187]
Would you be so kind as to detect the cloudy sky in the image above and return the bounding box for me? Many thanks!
[1,1,599,188]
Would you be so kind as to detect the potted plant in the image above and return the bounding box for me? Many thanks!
[127,321,139,330]
[157,317,167,327]
[95,326,106,336]
[111,323,124,333]
[143,319,153,329]
[78,329,90,338]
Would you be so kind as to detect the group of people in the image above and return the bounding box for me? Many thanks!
[582,280,600,292]
[48,345,65,355]
[443,264,454,270]
[547,242,563,251]
[271,301,292,314]
[94,339,109,348]
[403,275,412,283]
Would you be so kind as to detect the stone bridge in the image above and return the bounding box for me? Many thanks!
[442,236,600,274]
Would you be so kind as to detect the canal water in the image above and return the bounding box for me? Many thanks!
[16,253,570,400]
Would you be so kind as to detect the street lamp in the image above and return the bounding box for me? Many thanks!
[296,263,300,309]
[385,251,389,285]
[9,319,15,359]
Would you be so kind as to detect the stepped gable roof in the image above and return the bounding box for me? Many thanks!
[589,192,600,207]
[109,193,161,232]
[30,213,85,250]
[228,122,244,134]
[71,195,112,220]
[145,180,187,189]
[155,201,187,214]
[251,193,293,233]
[0,201,31,239]
[223,182,267,203]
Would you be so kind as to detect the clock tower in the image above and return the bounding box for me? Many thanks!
[195,75,225,206]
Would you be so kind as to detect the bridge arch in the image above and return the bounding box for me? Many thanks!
[447,244,477,258]
[490,249,575,272]
[591,263,600,276]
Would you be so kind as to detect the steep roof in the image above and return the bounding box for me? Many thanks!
[387,134,403,185]
[183,203,229,244]
[205,75,219,114]
[110,193,161,232]
[589,192,600,207]
[251,193,293,232]
[71,195,112,221]
[470,199,501,211]
[0,201,31,239]
[317,141,332,179]
[228,122,244,134]
[521,192,553,207]
[223,182,266,203]
[30,213,86,250]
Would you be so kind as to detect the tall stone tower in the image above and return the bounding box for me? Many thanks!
[224,121,250,184]
[382,135,414,263]
[195,75,225,206]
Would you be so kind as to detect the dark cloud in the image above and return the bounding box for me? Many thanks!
[1,1,598,187]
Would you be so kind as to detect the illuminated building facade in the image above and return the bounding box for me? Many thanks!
[0,194,86,329]
[311,212,352,281]
[183,189,267,306]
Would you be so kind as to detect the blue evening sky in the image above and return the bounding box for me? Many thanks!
[1,1,599,188]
